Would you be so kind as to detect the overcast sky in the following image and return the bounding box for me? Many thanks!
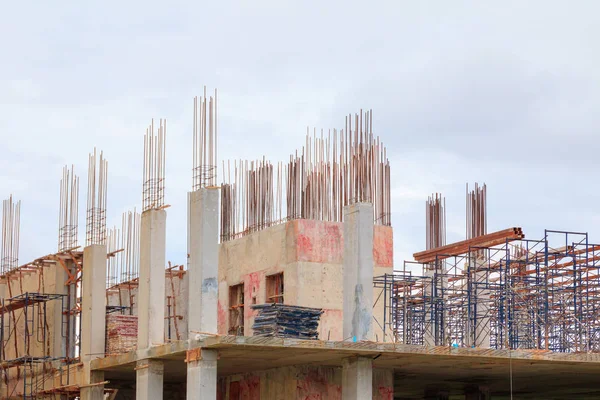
[1,1,599,269]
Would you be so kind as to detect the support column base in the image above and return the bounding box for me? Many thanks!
[342,356,373,400]
[186,349,218,400]
[136,359,164,400]
[80,371,105,400]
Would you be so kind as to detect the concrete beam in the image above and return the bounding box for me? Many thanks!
[136,359,164,400]
[188,188,219,335]
[186,348,218,400]
[342,356,372,400]
[138,209,166,349]
[81,245,107,380]
[470,259,491,348]
[343,202,374,342]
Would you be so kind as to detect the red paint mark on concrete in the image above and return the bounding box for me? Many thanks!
[294,220,392,268]
[377,386,394,400]
[373,226,393,268]
[217,300,227,335]
[296,220,343,263]
[239,375,260,400]
[296,369,341,400]
[243,272,264,319]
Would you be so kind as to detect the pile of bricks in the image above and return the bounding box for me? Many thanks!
[105,314,138,354]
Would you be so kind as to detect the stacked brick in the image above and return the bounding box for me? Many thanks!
[105,314,138,354]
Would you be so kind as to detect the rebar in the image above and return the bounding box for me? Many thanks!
[106,209,140,287]
[58,165,79,252]
[143,119,166,211]
[426,194,446,250]
[1,195,21,274]
[467,182,487,240]
[86,148,108,246]
[220,110,391,242]
[193,87,218,190]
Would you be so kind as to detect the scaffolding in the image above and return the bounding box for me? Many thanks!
[0,292,69,399]
[377,229,600,353]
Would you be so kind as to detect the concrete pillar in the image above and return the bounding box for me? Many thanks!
[136,359,164,400]
[342,356,372,400]
[138,209,166,349]
[188,188,219,335]
[423,266,436,346]
[186,349,218,400]
[472,259,491,348]
[81,245,107,399]
[80,371,105,400]
[465,385,490,400]
[343,203,374,342]
[52,259,70,359]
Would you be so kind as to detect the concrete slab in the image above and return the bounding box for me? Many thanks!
[91,336,600,398]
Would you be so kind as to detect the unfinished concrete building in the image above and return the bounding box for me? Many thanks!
[2,91,600,399]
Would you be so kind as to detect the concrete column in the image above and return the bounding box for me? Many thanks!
[81,246,107,369]
[343,203,374,342]
[473,259,491,348]
[136,359,164,400]
[423,267,436,346]
[138,209,166,349]
[81,245,107,399]
[188,188,219,336]
[342,356,372,400]
[80,371,105,400]
[52,259,70,359]
[186,349,218,400]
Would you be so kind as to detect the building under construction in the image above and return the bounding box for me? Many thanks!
[1,90,600,399]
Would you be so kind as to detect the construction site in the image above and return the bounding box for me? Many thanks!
[2,89,600,400]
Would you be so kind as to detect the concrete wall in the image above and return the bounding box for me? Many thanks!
[106,269,189,342]
[217,366,393,400]
[218,219,394,341]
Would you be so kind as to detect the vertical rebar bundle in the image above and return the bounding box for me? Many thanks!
[58,165,79,252]
[120,209,140,283]
[86,148,108,246]
[426,194,446,250]
[143,119,167,211]
[1,195,21,274]
[221,159,277,241]
[107,226,121,287]
[193,87,218,190]
[466,183,487,240]
[220,110,391,242]
[106,209,140,287]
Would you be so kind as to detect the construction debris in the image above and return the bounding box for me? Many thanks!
[251,304,323,340]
